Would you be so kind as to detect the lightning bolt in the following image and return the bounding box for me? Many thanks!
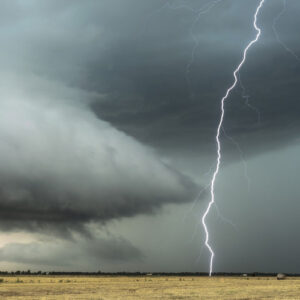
[201,0,265,276]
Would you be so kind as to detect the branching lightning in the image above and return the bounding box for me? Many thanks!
[238,72,262,125]
[184,0,225,98]
[201,0,266,276]
[144,0,225,99]
[272,0,300,62]
[222,127,251,193]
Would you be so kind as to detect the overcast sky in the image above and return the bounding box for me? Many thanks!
[0,0,299,274]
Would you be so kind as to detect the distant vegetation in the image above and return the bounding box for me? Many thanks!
[0,270,298,277]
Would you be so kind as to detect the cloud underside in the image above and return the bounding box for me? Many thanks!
[0,236,143,267]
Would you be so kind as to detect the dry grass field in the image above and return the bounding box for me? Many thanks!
[0,275,299,299]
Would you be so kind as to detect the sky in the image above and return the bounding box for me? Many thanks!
[0,0,299,274]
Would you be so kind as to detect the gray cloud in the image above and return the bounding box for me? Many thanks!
[0,236,143,268]
[82,0,300,157]
[0,74,198,234]
[1,0,299,158]
[0,0,299,273]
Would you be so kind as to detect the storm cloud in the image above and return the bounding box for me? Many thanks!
[0,236,143,268]
[85,0,300,157]
[0,0,299,272]
[1,0,299,157]
[0,73,198,234]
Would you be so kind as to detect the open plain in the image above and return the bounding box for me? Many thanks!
[0,276,299,299]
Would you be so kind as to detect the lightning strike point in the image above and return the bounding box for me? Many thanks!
[201,0,265,276]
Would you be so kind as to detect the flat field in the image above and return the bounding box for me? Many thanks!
[0,275,299,299]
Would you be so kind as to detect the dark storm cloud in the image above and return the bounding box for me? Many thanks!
[2,0,298,158]
[0,0,299,272]
[0,74,198,234]
[81,0,300,157]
